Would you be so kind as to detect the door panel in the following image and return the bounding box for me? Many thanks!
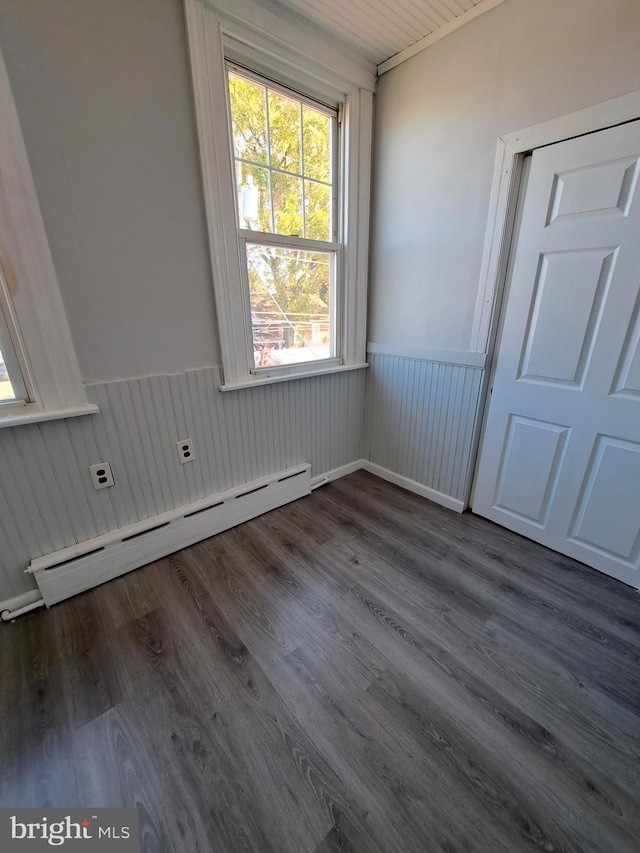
[569,436,640,564]
[474,119,640,589]
[548,155,639,223]
[612,302,640,398]
[519,249,615,386]
[494,416,569,526]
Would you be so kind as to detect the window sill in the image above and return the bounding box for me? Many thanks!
[219,362,368,392]
[0,402,99,429]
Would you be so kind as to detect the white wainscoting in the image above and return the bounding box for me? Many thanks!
[0,366,366,601]
[1,354,486,607]
[364,351,483,505]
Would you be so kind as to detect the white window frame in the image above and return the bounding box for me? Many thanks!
[184,0,374,390]
[0,283,29,407]
[0,47,97,427]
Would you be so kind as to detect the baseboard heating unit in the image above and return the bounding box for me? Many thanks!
[28,463,311,607]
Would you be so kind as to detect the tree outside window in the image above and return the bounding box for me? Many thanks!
[227,69,338,369]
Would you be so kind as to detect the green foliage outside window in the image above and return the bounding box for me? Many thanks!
[228,70,336,365]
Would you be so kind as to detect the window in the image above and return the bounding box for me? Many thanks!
[0,289,28,407]
[227,67,339,371]
[184,0,374,390]
[0,46,96,427]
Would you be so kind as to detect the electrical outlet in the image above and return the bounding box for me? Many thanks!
[176,438,196,464]
[89,462,114,490]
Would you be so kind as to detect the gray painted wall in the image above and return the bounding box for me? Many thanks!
[364,0,640,505]
[0,0,218,382]
[369,0,640,352]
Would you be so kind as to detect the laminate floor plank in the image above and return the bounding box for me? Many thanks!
[334,474,640,656]
[1,605,79,808]
[178,542,312,666]
[355,472,640,628]
[479,618,640,798]
[332,537,640,794]
[2,471,639,852]
[344,590,638,852]
[218,529,389,691]
[71,702,171,851]
[2,709,78,809]
[250,512,348,606]
[90,566,156,630]
[313,806,388,853]
[311,487,501,621]
[49,592,121,728]
[486,607,640,717]
[365,666,637,853]
[268,645,467,853]
[119,554,375,853]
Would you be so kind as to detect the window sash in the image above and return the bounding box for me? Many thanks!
[0,295,28,404]
[238,230,340,252]
[226,61,338,116]
[240,235,340,373]
[228,66,342,373]
[226,62,339,244]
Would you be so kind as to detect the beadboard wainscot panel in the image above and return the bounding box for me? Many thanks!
[365,347,484,505]
[0,365,366,602]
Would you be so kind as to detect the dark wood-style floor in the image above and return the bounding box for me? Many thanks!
[2,471,639,852]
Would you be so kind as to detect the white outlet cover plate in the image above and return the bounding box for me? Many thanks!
[89,462,115,490]
[176,439,196,464]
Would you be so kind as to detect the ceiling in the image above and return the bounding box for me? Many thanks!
[256,0,504,71]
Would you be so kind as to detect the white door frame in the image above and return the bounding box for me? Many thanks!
[464,88,640,507]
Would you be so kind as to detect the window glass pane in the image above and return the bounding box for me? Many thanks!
[228,72,268,165]
[302,105,331,183]
[272,173,303,236]
[247,243,332,368]
[228,68,336,241]
[0,348,16,401]
[267,90,301,174]
[236,163,272,232]
[304,181,331,242]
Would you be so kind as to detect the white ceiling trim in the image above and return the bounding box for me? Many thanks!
[378,0,509,75]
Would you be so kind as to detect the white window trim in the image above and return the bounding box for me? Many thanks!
[0,47,97,428]
[184,0,374,390]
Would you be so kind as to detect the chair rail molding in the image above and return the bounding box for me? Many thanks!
[367,342,486,368]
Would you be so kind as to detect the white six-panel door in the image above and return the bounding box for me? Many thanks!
[473,119,640,589]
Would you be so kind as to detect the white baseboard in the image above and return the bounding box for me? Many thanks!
[30,464,311,607]
[311,460,364,489]
[312,457,465,512]
[361,461,465,513]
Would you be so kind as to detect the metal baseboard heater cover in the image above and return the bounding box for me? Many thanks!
[28,463,311,607]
